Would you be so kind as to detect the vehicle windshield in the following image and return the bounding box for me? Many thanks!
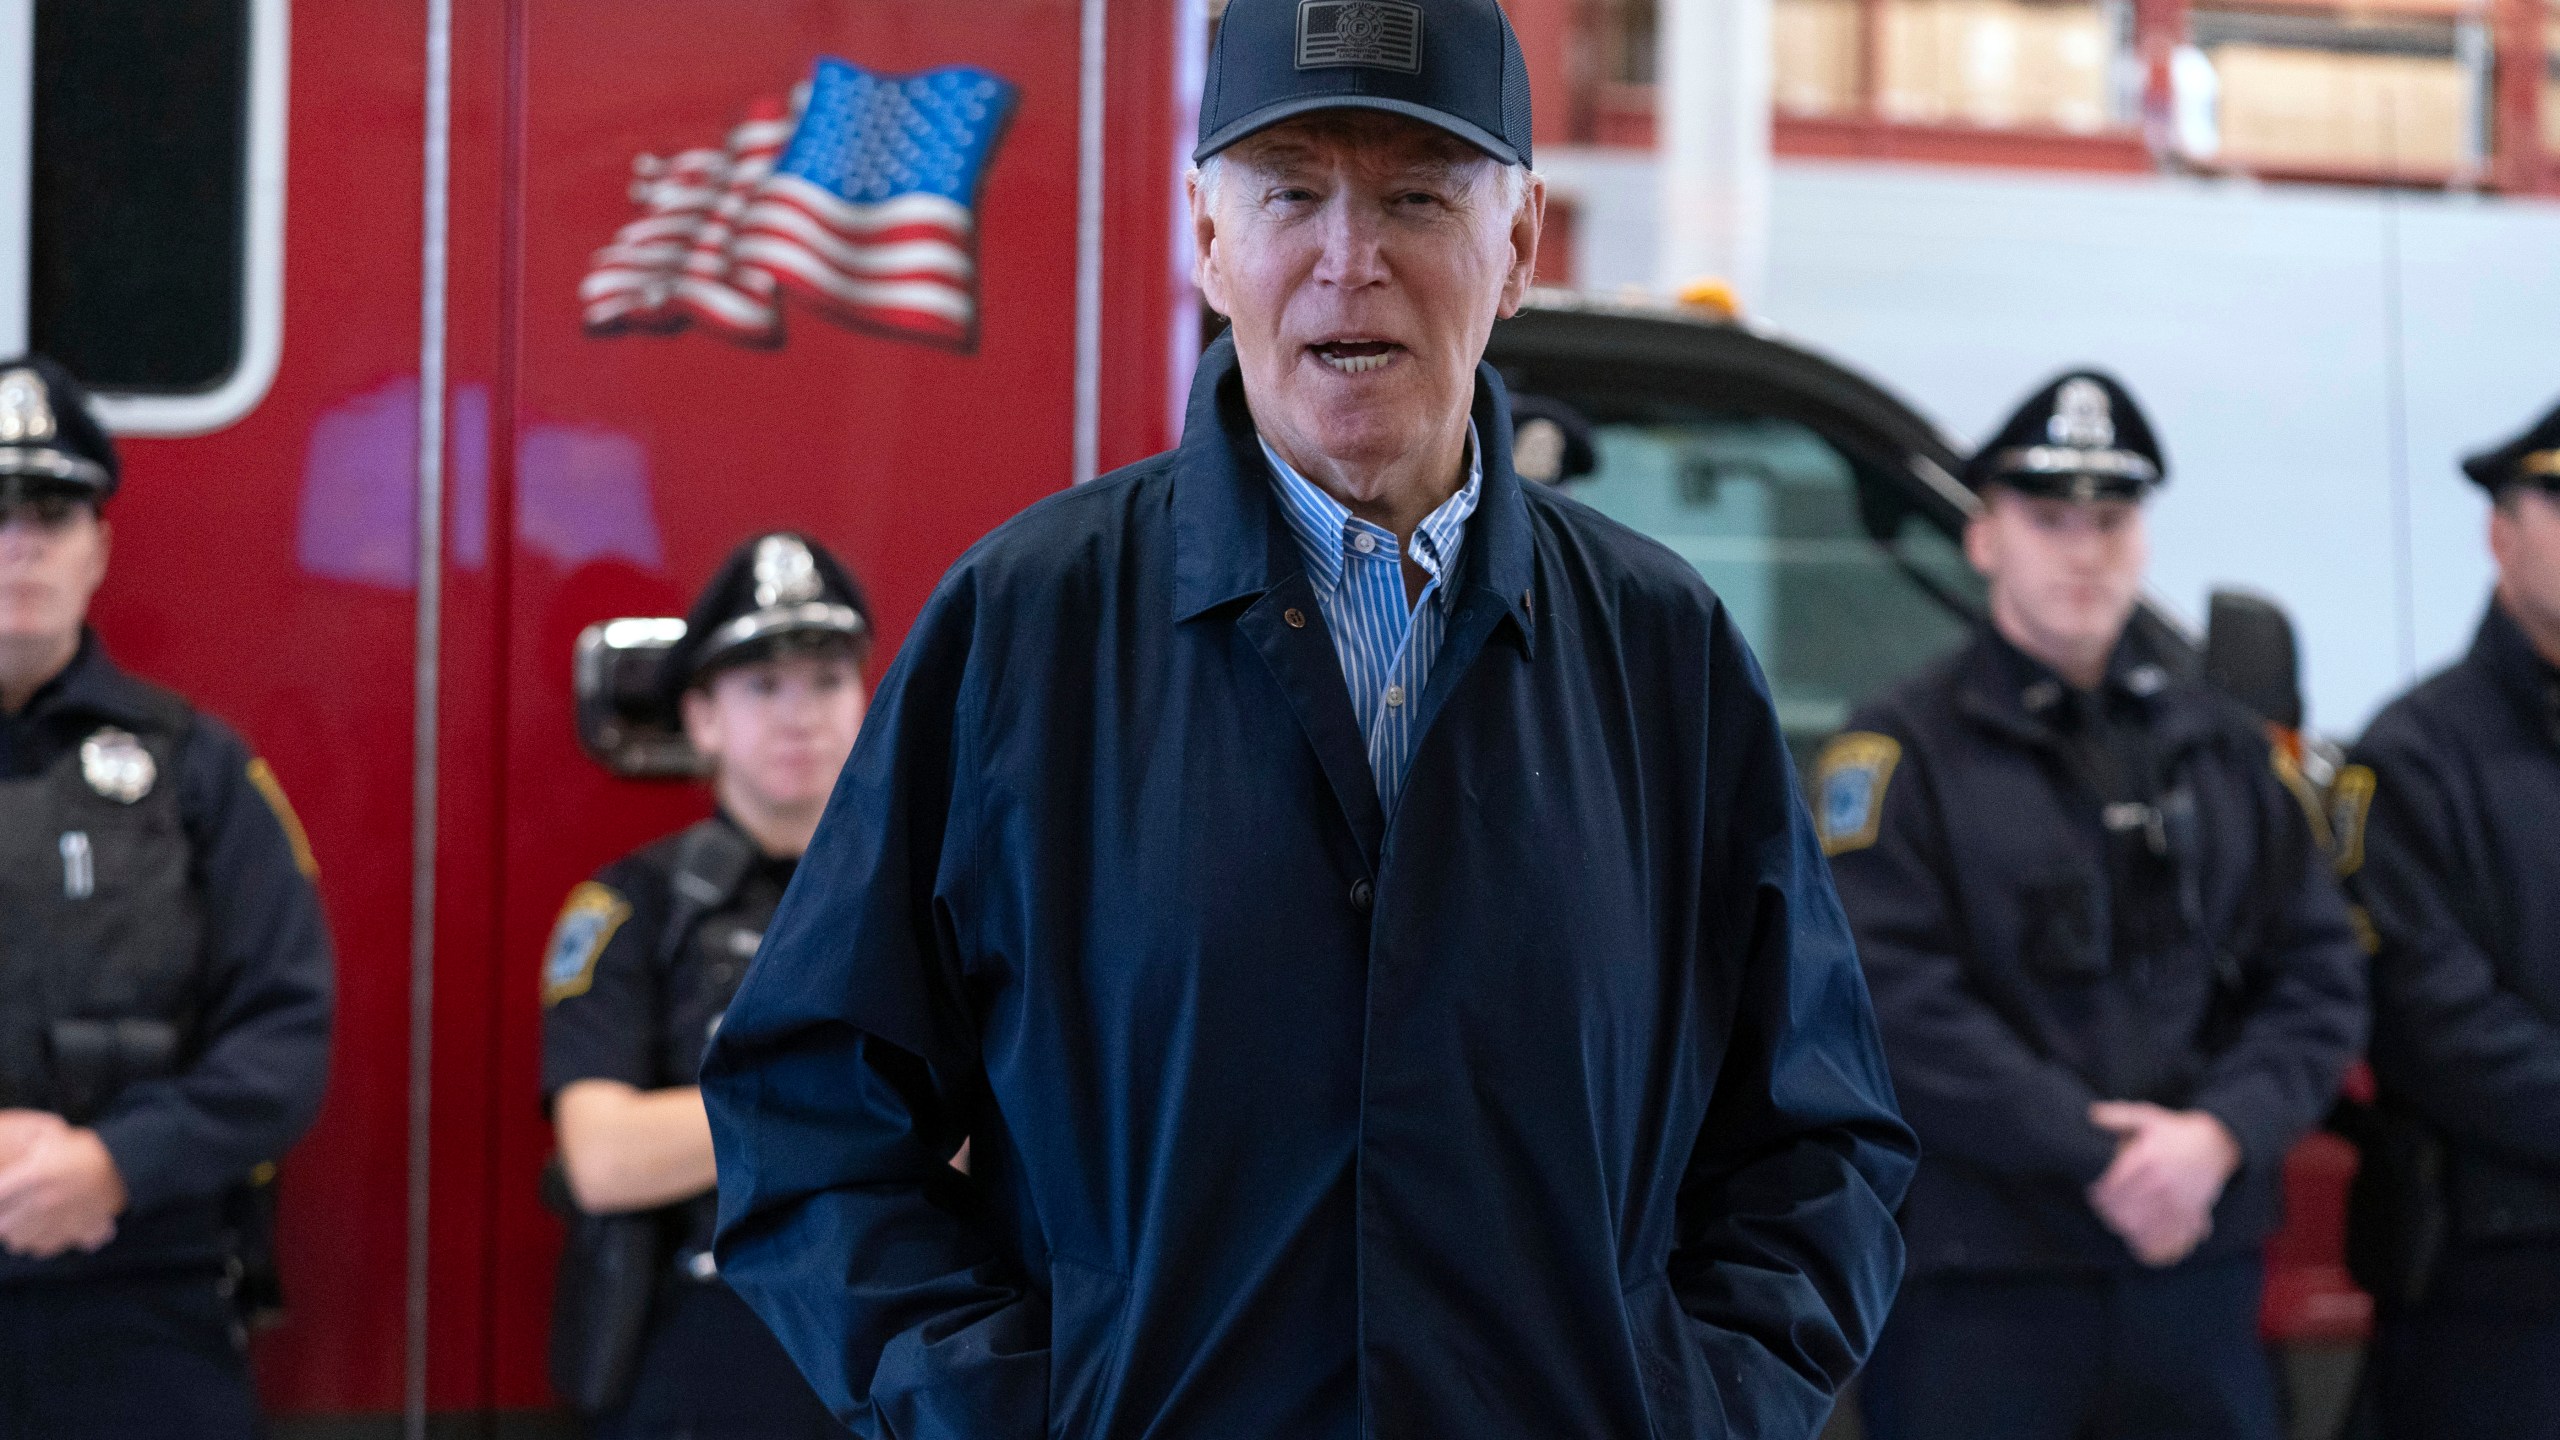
[1558,398,1986,768]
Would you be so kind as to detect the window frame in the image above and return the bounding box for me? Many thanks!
[0,0,287,437]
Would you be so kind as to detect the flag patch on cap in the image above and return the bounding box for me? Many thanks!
[1297,0,1425,72]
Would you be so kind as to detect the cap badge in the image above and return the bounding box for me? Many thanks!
[81,728,157,804]
[2048,378,2116,450]
[1298,0,1424,73]
[0,368,59,446]
[751,533,824,608]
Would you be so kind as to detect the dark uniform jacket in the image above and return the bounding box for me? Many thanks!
[0,635,333,1282]
[1823,626,2364,1278]
[701,335,1919,1440]
[541,812,796,1257]
[2349,603,2560,1309]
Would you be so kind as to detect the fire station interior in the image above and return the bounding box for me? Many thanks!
[9,0,2560,1434]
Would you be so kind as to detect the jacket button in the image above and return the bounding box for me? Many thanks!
[1285,607,1307,629]
[1348,879,1374,914]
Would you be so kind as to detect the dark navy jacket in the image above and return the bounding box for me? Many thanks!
[2350,604,2560,1297]
[1825,627,2363,1278]
[702,337,1917,1440]
[0,635,334,1283]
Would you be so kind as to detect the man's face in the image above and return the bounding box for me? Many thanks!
[0,495,108,651]
[2490,483,2560,640]
[681,649,866,817]
[1965,488,2148,663]
[1192,112,1541,498]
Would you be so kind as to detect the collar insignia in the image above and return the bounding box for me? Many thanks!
[81,728,157,804]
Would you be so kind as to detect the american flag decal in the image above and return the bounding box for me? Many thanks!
[1296,0,1425,72]
[580,58,1017,350]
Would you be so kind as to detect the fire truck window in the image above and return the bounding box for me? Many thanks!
[1566,408,1985,764]
[28,0,250,392]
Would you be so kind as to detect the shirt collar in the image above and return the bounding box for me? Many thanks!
[2474,600,2560,745]
[6,629,151,728]
[1966,622,2174,740]
[1170,332,1539,654]
[1258,423,1482,606]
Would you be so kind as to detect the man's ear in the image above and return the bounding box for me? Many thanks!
[1963,506,1999,579]
[1496,174,1546,320]
[1189,170,1230,318]
[679,687,720,759]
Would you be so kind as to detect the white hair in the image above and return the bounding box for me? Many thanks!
[1192,148,1532,220]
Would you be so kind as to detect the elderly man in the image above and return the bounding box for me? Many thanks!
[701,2,1916,1437]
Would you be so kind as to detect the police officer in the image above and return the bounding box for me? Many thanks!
[1820,371,2365,1440]
[2343,399,2560,1439]
[540,531,868,1439]
[0,355,333,1439]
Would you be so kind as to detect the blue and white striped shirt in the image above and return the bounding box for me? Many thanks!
[1260,427,1482,813]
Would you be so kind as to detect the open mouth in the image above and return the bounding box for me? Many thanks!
[1312,339,1402,375]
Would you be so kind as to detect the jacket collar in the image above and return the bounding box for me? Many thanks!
[9,630,162,731]
[2471,600,2560,747]
[1955,622,2187,749]
[1170,332,1538,655]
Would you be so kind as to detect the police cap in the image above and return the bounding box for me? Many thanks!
[0,355,119,505]
[2460,396,2560,496]
[1963,369,2166,501]
[1508,392,1597,485]
[1194,0,1533,167]
[658,532,873,708]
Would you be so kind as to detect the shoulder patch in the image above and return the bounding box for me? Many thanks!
[1815,732,1902,857]
[245,758,320,879]
[2348,903,2382,956]
[2330,764,2377,877]
[2269,744,2333,853]
[542,882,632,1007]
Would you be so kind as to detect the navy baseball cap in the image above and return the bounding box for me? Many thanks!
[0,355,119,503]
[1195,0,1533,167]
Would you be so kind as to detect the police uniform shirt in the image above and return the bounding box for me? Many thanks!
[0,631,333,1282]
[540,814,793,1247]
[1818,622,2366,1276]
[2347,601,2560,1312]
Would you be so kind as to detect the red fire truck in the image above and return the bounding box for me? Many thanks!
[14,0,2361,1430]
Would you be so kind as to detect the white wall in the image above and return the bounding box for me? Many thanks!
[1541,148,2560,734]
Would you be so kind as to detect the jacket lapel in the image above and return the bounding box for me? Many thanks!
[1237,580,1388,864]
[1400,362,1538,802]
[1172,334,1388,866]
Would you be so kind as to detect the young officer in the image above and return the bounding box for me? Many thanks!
[0,356,334,1439]
[2344,399,2560,1439]
[540,532,868,1439]
[1820,371,2366,1440]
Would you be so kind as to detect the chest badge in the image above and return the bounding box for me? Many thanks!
[81,728,158,804]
